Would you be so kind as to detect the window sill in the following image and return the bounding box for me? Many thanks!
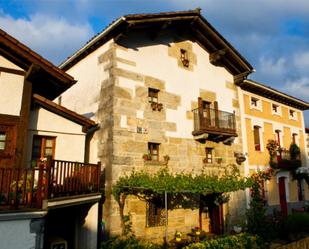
[250,105,262,112]
[272,112,281,117]
[144,160,168,166]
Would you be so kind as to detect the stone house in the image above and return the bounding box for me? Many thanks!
[59,9,255,240]
[0,28,102,249]
[238,79,309,215]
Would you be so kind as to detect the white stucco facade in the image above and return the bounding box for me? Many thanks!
[0,55,25,116]
[26,107,86,165]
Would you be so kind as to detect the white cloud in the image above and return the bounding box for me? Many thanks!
[293,52,309,71]
[258,56,287,78]
[0,13,94,64]
[283,77,309,98]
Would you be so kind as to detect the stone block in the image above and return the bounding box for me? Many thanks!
[186,110,193,120]
[225,81,237,90]
[115,57,136,66]
[135,86,148,98]
[144,76,165,90]
[112,68,144,82]
[114,86,132,99]
[200,89,216,102]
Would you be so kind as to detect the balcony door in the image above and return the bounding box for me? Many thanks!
[31,135,56,167]
[198,98,214,129]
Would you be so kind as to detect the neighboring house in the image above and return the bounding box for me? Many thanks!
[238,79,309,215]
[0,29,101,249]
[59,9,254,240]
[305,128,309,159]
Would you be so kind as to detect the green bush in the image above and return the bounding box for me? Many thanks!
[184,233,264,249]
[101,236,161,249]
[284,213,309,236]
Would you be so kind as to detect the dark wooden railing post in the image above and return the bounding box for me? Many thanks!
[97,161,101,192]
[214,101,219,128]
[36,163,44,208]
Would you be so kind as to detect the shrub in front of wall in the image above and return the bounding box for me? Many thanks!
[184,233,265,249]
[282,213,309,240]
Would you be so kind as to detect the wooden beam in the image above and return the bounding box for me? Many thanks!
[190,28,217,52]
[150,21,172,40]
[15,79,32,168]
[0,66,25,76]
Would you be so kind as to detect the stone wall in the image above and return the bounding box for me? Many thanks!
[101,37,247,240]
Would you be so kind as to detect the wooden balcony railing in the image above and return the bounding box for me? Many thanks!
[275,149,301,170]
[0,160,101,211]
[192,107,236,138]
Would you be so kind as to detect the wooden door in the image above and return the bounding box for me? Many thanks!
[279,177,288,217]
[209,204,223,235]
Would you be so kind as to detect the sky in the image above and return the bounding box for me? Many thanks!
[0,0,309,125]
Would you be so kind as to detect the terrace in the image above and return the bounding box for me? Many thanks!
[0,160,101,211]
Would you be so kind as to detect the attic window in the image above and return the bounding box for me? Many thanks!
[289,109,297,120]
[180,49,189,67]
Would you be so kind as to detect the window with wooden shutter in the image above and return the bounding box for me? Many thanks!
[253,126,261,151]
[146,201,166,227]
[148,142,159,161]
[31,136,56,166]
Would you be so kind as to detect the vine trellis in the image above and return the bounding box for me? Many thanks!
[112,165,258,234]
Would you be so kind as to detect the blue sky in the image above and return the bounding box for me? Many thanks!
[1,0,309,125]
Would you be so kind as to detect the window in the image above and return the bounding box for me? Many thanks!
[146,201,166,227]
[0,132,6,150]
[31,136,56,164]
[292,133,298,145]
[148,88,159,103]
[275,130,282,160]
[251,97,260,108]
[148,142,159,161]
[289,110,297,120]
[297,179,304,201]
[253,126,261,151]
[272,104,280,115]
[180,49,189,67]
[205,148,213,164]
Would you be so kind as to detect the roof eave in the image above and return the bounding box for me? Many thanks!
[242,79,309,110]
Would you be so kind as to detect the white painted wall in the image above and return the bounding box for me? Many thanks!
[0,55,25,116]
[26,107,86,165]
[116,34,235,139]
[0,219,36,249]
[59,40,114,120]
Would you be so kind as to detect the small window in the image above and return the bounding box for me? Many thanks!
[146,201,166,227]
[289,110,296,119]
[205,148,213,164]
[251,97,260,108]
[148,88,159,103]
[272,104,280,115]
[31,136,56,164]
[148,142,159,161]
[0,132,6,150]
[180,49,189,67]
[253,126,261,151]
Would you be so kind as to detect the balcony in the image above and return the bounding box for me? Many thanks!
[0,160,101,211]
[192,107,237,143]
[272,149,301,171]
